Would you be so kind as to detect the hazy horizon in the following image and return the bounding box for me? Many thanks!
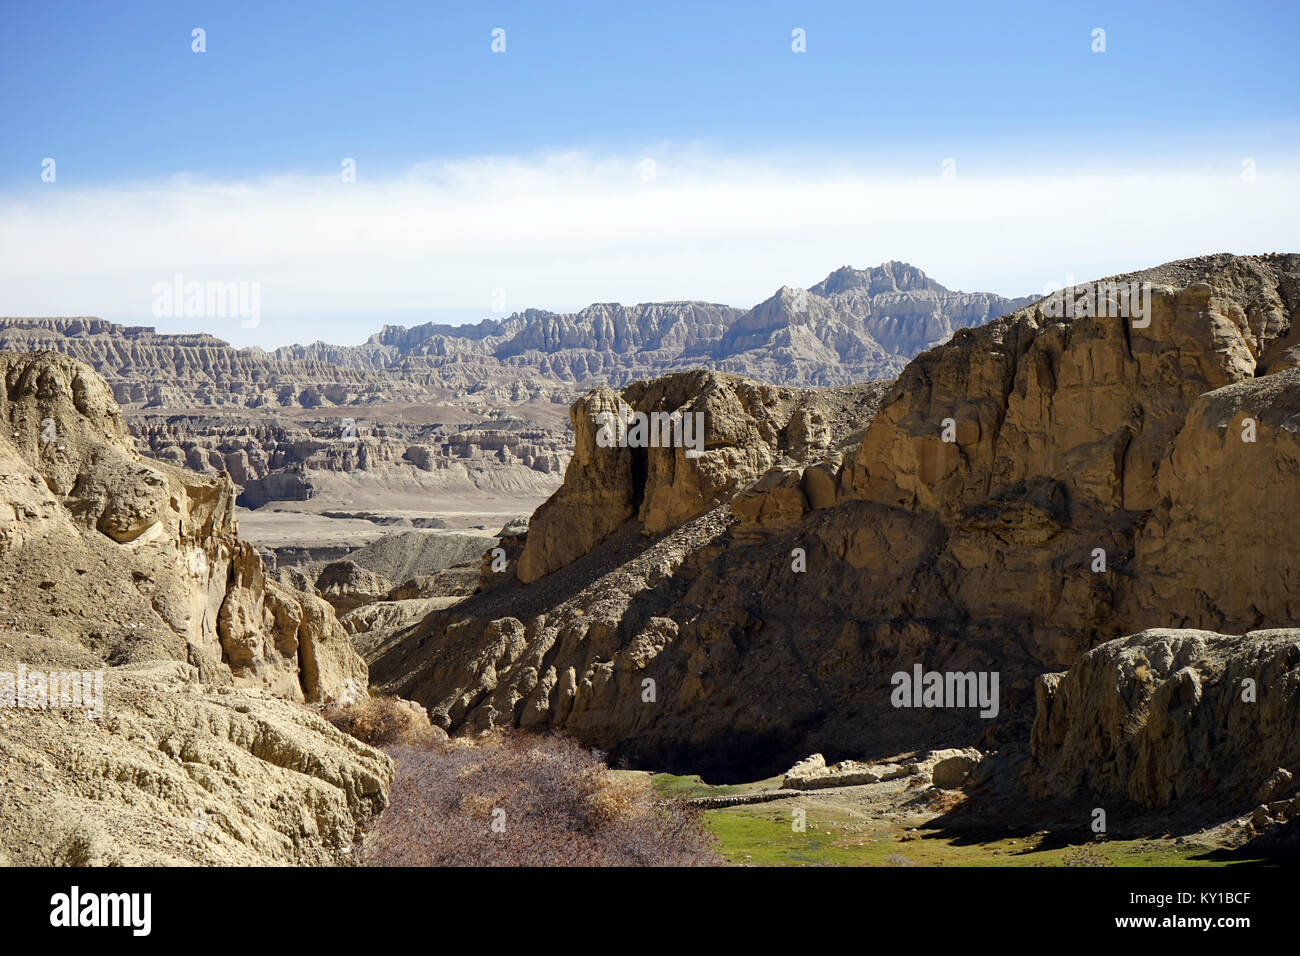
[3,0,1298,348]
[6,255,1054,350]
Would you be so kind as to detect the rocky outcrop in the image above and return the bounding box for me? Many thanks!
[778,747,981,791]
[514,387,639,584]
[0,350,384,863]
[516,372,888,583]
[315,559,395,615]
[931,749,984,789]
[368,253,1300,781]
[0,658,389,866]
[781,756,884,789]
[218,541,370,701]
[830,254,1300,665]
[239,468,316,508]
[0,349,369,704]
[1023,628,1300,808]
[769,749,982,790]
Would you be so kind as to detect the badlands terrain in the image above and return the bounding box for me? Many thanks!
[1,254,1298,865]
[0,260,1028,581]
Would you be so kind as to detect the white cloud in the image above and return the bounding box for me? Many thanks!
[2,149,1297,347]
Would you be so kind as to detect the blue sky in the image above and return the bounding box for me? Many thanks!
[2,0,1298,347]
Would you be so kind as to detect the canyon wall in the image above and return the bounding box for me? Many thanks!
[370,254,1300,794]
[0,350,388,864]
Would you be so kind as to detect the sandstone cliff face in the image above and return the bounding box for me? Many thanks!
[370,254,1300,793]
[516,386,638,584]
[515,371,888,583]
[218,540,369,701]
[1130,368,1300,632]
[832,254,1300,662]
[0,350,384,864]
[0,350,367,704]
[1023,628,1300,808]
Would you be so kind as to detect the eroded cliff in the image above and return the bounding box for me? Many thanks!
[370,253,1300,798]
[0,351,388,864]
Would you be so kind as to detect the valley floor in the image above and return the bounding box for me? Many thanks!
[646,772,1276,867]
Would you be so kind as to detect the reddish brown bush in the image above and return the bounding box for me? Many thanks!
[361,731,722,866]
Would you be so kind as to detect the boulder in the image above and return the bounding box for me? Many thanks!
[931,749,984,789]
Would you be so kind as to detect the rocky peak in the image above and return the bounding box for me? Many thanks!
[810,260,944,297]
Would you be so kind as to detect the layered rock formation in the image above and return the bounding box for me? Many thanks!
[369,253,1300,799]
[1,263,1022,511]
[516,372,888,583]
[707,262,1032,385]
[131,414,569,509]
[0,262,1027,408]
[0,350,386,864]
[0,319,415,410]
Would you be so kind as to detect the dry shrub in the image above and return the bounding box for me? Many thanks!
[361,731,722,866]
[323,695,442,749]
[584,773,644,827]
[926,788,967,813]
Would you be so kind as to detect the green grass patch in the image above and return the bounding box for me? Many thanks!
[701,803,1271,867]
[650,772,782,800]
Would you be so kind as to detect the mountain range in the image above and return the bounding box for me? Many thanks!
[0,262,1033,410]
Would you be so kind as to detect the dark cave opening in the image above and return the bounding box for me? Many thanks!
[629,444,649,511]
